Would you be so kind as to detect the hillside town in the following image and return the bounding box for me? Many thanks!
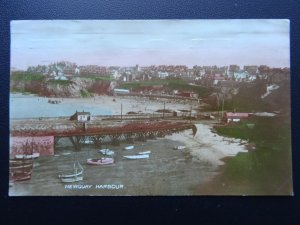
[18,61,289,85]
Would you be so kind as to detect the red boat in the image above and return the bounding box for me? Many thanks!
[11,171,32,182]
[87,158,114,165]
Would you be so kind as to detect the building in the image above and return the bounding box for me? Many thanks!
[113,88,130,94]
[233,71,248,81]
[177,91,199,98]
[224,112,249,123]
[70,111,91,122]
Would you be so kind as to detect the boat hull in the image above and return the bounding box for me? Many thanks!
[60,176,83,183]
[87,158,114,165]
[124,155,149,159]
[99,149,115,155]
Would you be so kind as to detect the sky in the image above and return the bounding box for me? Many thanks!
[11,19,290,70]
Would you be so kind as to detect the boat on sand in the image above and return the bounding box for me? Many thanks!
[124,154,149,159]
[124,145,134,150]
[138,151,151,155]
[173,145,186,150]
[58,162,83,182]
[99,149,115,155]
[87,158,114,165]
[15,152,40,159]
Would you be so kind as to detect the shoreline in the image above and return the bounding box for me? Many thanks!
[165,122,248,171]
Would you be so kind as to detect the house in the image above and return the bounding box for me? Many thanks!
[233,71,249,81]
[70,111,91,122]
[177,91,199,98]
[113,88,130,94]
[224,112,249,123]
[212,74,226,85]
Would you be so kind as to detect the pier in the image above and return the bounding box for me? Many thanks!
[11,115,197,151]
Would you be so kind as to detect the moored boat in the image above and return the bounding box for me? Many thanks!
[58,162,84,181]
[138,151,151,155]
[87,158,114,165]
[12,171,32,182]
[60,176,83,183]
[124,154,149,159]
[15,152,40,159]
[124,145,134,150]
[99,149,115,155]
[173,145,186,150]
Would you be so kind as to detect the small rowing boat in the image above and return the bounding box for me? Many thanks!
[58,162,84,180]
[99,149,115,156]
[15,152,40,159]
[124,145,134,150]
[138,151,151,155]
[124,154,149,159]
[60,176,83,183]
[87,158,114,165]
[173,145,186,150]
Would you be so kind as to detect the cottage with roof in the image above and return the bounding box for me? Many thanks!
[224,112,249,123]
[70,111,91,122]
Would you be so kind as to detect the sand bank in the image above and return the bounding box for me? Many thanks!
[166,123,248,169]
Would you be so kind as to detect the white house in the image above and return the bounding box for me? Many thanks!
[70,111,91,122]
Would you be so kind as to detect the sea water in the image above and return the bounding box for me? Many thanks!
[10,93,112,118]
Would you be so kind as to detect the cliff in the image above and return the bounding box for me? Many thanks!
[10,75,116,97]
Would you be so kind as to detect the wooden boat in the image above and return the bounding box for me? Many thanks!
[12,171,32,182]
[60,176,83,183]
[99,149,115,156]
[10,158,33,170]
[124,145,134,150]
[81,139,93,144]
[138,151,151,155]
[173,145,186,150]
[124,154,149,159]
[87,158,114,165]
[15,152,40,159]
[10,158,33,164]
[58,162,84,179]
[10,163,33,170]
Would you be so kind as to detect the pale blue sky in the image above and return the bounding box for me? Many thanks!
[11,20,290,69]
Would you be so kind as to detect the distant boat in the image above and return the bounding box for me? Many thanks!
[99,149,115,156]
[138,151,151,155]
[81,139,93,144]
[173,145,186,150]
[59,162,83,182]
[124,154,149,159]
[124,145,134,150]
[87,158,114,165]
[15,152,40,159]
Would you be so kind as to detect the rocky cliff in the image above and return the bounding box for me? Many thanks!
[11,77,116,97]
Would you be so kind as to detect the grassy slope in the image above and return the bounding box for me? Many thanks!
[119,79,213,97]
[199,115,293,195]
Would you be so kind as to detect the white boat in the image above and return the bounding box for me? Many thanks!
[124,154,149,159]
[15,152,40,159]
[99,149,115,155]
[58,162,84,180]
[173,145,186,150]
[60,176,83,183]
[124,145,134,150]
[87,158,114,165]
[82,139,93,144]
[138,151,151,155]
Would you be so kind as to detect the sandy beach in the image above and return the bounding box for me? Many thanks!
[166,123,248,170]
[60,94,201,115]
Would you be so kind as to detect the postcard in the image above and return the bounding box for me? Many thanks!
[9,19,293,196]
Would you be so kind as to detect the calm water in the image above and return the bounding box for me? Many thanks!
[10,93,112,118]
